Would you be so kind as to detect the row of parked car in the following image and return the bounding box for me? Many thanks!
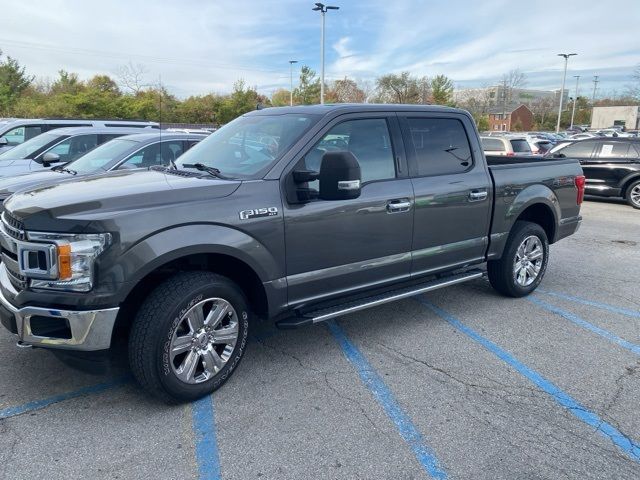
[480,129,640,209]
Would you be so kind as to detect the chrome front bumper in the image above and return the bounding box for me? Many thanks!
[0,265,119,351]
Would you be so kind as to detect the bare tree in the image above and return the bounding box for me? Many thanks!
[329,77,366,103]
[501,68,527,104]
[530,96,556,126]
[625,64,640,101]
[115,62,149,94]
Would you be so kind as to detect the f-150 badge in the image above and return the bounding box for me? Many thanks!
[239,207,278,220]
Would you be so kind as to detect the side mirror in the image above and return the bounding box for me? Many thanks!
[41,152,62,165]
[0,138,7,146]
[318,151,361,200]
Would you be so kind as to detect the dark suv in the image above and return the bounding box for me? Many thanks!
[548,138,640,209]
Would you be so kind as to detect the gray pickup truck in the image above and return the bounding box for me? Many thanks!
[0,105,584,402]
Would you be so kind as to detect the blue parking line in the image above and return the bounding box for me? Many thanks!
[192,395,221,480]
[529,296,640,356]
[416,298,640,464]
[327,320,448,479]
[537,289,640,319]
[0,376,128,420]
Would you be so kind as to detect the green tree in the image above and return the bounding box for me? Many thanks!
[374,72,429,104]
[474,115,490,131]
[430,74,454,105]
[271,88,291,107]
[294,66,320,105]
[217,80,262,123]
[0,50,33,115]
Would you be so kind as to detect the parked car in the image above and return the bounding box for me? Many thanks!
[547,137,640,208]
[0,118,158,154]
[0,104,584,402]
[569,133,598,140]
[480,136,533,156]
[0,126,157,178]
[527,138,554,155]
[0,132,206,202]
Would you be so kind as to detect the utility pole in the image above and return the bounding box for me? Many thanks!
[570,75,580,129]
[312,3,339,104]
[556,53,577,133]
[289,60,298,106]
[501,78,508,131]
[592,75,599,104]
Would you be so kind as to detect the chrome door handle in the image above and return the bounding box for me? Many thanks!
[387,200,412,213]
[468,190,488,202]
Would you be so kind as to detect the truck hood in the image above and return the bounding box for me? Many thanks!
[4,169,241,232]
[0,170,73,199]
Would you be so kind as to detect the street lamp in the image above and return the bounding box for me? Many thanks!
[289,60,298,106]
[555,53,577,133]
[312,2,339,104]
[570,75,580,129]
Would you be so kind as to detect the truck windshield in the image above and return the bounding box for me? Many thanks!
[175,113,320,178]
[66,138,139,173]
[0,131,65,160]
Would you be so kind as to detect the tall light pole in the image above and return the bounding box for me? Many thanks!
[312,2,339,104]
[289,60,298,106]
[570,75,580,129]
[555,53,577,133]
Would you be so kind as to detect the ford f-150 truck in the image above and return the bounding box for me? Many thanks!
[0,105,584,402]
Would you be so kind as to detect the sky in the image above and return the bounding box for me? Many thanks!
[2,0,639,99]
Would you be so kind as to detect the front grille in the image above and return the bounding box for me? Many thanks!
[5,265,27,290]
[1,211,28,291]
[1,211,25,240]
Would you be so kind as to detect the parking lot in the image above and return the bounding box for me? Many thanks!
[0,198,638,480]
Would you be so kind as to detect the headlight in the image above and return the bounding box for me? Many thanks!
[19,232,111,292]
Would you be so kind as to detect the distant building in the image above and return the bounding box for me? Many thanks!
[454,85,568,109]
[591,106,640,130]
[487,104,534,131]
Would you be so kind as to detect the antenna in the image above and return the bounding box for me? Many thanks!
[592,75,599,104]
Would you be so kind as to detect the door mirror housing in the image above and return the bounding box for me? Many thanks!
[318,151,361,200]
[41,152,62,165]
[0,137,7,146]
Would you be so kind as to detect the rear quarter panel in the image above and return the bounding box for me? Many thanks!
[487,159,583,259]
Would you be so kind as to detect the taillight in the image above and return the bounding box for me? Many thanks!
[506,152,515,156]
[575,175,585,205]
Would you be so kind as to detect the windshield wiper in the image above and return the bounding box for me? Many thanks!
[52,165,77,175]
[181,163,236,180]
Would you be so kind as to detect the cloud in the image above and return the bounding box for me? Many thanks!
[1,0,638,97]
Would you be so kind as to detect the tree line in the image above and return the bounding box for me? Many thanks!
[1,50,638,129]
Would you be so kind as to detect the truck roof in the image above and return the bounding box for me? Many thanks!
[249,103,469,116]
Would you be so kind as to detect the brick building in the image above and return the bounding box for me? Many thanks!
[487,104,534,131]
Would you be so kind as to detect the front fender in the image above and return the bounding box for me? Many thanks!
[98,224,282,298]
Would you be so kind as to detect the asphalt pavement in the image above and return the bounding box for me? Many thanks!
[1,198,639,480]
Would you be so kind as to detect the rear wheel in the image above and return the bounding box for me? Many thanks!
[625,180,640,209]
[128,271,249,403]
[488,221,549,297]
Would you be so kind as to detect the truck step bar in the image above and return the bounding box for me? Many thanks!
[276,269,484,329]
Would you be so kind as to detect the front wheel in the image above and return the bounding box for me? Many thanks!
[487,221,549,297]
[625,180,640,209]
[128,271,249,403]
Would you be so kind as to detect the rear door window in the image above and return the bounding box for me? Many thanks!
[404,117,473,176]
[481,138,505,151]
[556,140,597,158]
[510,139,531,153]
[595,142,631,159]
[1,125,43,146]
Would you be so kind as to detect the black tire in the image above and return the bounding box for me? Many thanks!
[487,221,549,298]
[625,180,640,209]
[128,271,249,403]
